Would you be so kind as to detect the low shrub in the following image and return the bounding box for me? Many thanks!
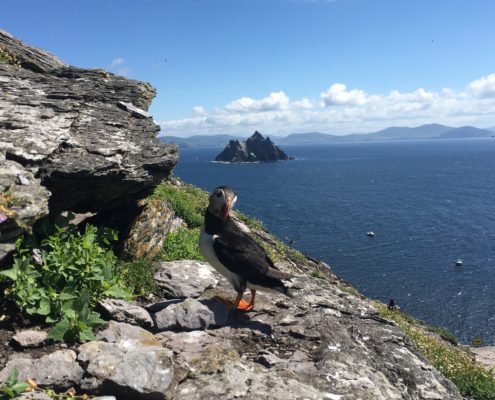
[1,224,131,342]
[116,259,160,298]
[160,228,204,261]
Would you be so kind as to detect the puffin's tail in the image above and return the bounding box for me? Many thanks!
[262,269,294,298]
[273,282,294,298]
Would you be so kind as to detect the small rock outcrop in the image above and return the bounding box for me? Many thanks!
[122,199,184,261]
[214,131,293,163]
[0,29,178,264]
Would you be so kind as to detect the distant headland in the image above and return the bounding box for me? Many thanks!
[213,131,293,163]
[160,123,495,149]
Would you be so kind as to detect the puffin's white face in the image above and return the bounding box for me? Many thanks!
[209,186,237,221]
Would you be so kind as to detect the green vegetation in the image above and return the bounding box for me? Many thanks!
[1,224,131,342]
[150,181,207,262]
[160,227,204,261]
[151,183,208,228]
[234,211,265,231]
[117,259,160,298]
[0,368,29,399]
[376,302,495,400]
[428,325,459,346]
[336,284,359,297]
[311,270,323,278]
[0,46,20,66]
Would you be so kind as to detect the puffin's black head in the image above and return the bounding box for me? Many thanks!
[208,186,237,222]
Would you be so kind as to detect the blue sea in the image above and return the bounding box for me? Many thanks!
[173,138,495,344]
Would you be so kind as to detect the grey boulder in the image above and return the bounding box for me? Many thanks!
[79,323,177,400]
[78,341,176,400]
[0,350,83,391]
[11,329,48,348]
[98,299,154,328]
[154,298,214,331]
[154,260,217,299]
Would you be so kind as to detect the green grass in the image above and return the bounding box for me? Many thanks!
[235,211,265,231]
[159,227,204,261]
[116,259,160,298]
[150,182,208,228]
[336,284,359,296]
[376,302,495,399]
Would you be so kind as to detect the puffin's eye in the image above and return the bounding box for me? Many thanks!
[215,190,222,198]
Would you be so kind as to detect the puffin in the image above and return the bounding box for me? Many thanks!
[199,186,292,311]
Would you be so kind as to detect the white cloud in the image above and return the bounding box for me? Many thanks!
[292,97,315,109]
[107,58,131,77]
[109,58,124,68]
[117,66,131,76]
[225,91,290,112]
[159,73,495,137]
[468,73,495,98]
[193,106,206,114]
[320,83,368,106]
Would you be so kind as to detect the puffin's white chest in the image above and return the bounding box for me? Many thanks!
[199,230,241,289]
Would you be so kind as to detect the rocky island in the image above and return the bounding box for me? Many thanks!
[214,131,293,162]
[0,29,494,400]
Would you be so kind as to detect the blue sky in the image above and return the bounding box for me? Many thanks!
[2,0,495,136]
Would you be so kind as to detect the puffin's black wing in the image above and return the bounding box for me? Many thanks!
[213,220,291,294]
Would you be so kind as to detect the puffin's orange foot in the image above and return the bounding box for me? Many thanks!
[237,299,254,311]
[213,296,254,311]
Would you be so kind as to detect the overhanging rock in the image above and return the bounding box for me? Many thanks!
[0,29,178,216]
[0,30,178,263]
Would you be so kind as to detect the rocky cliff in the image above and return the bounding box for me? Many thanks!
[0,29,178,266]
[0,198,464,399]
[214,131,293,162]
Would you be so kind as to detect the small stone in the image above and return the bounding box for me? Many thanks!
[97,321,160,346]
[154,298,214,331]
[98,298,154,328]
[11,329,48,348]
[92,397,117,400]
[255,351,287,368]
[16,175,29,185]
[0,350,83,390]
[154,260,218,299]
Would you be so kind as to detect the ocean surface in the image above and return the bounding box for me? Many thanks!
[173,138,495,344]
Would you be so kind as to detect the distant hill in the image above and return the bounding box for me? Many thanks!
[277,132,338,145]
[160,134,242,148]
[438,126,494,139]
[486,126,495,133]
[361,123,453,140]
[159,123,494,148]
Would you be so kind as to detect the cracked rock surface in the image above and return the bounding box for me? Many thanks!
[0,257,463,399]
[0,29,178,264]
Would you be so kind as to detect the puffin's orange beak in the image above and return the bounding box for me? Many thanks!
[222,198,231,222]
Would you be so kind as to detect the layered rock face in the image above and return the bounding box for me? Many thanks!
[0,30,178,264]
[214,131,292,162]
